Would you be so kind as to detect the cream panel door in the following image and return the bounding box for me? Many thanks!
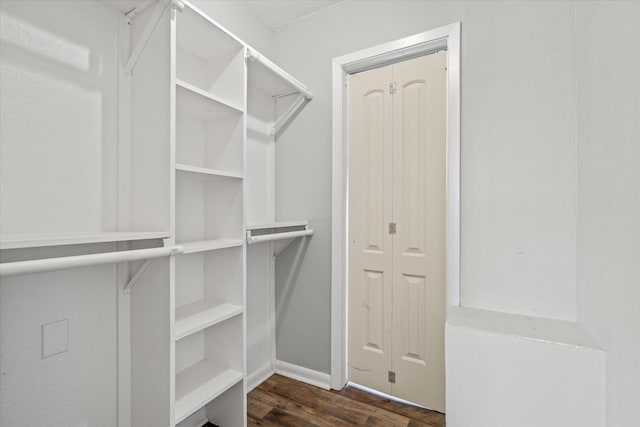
[391,51,447,412]
[348,65,394,394]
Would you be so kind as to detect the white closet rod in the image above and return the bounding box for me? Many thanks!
[246,49,313,101]
[0,246,183,277]
[247,229,314,244]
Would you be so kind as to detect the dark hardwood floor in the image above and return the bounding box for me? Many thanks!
[246,374,445,427]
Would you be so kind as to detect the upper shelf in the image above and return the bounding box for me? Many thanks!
[176,2,243,66]
[246,49,312,100]
[0,231,170,250]
[176,80,243,121]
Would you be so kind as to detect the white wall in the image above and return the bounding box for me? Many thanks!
[446,309,606,427]
[189,0,273,56]
[0,244,118,426]
[0,2,121,425]
[0,0,119,236]
[576,2,640,425]
[269,0,579,373]
[268,1,639,424]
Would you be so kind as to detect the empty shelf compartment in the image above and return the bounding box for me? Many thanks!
[175,301,242,341]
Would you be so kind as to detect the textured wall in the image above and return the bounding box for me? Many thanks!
[576,2,640,425]
[270,0,579,375]
[0,0,119,236]
[0,1,121,425]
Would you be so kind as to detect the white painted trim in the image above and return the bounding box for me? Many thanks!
[275,360,331,390]
[246,362,276,392]
[330,23,462,390]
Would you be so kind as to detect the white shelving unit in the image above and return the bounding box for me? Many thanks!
[1,1,311,425]
[174,316,244,425]
[0,1,175,426]
[245,43,314,392]
[172,2,246,426]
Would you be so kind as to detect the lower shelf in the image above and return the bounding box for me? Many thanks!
[175,301,242,341]
[175,362,243,424]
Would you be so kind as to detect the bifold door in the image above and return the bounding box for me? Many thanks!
[348,51,446,412]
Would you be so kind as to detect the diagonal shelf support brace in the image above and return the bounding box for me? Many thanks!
[124,0,185,76]
[272,94,310,136]
[273,235,309,258]
[123,258,155,294]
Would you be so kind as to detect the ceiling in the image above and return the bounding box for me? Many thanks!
[242,1,342,30]
[99,0,343,30]
[99,0,154,14]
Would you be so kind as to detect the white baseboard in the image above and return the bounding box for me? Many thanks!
[275,360,331,390]
[246,362,275,392]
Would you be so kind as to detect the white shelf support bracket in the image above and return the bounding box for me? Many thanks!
[123,258,155,295]
[123,239,181,294]
[272,94,310,136]
[123,0,184,76]
[273,235,309,258]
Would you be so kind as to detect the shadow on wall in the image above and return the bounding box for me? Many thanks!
[275,235,311,332]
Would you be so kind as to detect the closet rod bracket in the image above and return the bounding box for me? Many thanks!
[166,0,185,12]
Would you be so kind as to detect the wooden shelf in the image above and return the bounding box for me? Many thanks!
[176,79,243,121]
[177,239,244,254]
[175,300,242,341]
[176,163,243,181]
[0,231,170,250]
[175,362,243,424]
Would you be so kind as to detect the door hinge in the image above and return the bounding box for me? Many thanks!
[388,371,396,383]
[388,223,396,234]
[389,82,396,95]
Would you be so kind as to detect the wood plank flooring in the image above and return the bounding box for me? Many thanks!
[246,374,445,427]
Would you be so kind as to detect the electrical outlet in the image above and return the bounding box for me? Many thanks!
[41,319,68,359]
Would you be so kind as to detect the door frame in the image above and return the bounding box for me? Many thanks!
[331,22,461,390]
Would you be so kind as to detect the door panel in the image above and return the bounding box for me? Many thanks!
[348,51,446,411]
[392,51,447,412]
[348,65,393,394]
